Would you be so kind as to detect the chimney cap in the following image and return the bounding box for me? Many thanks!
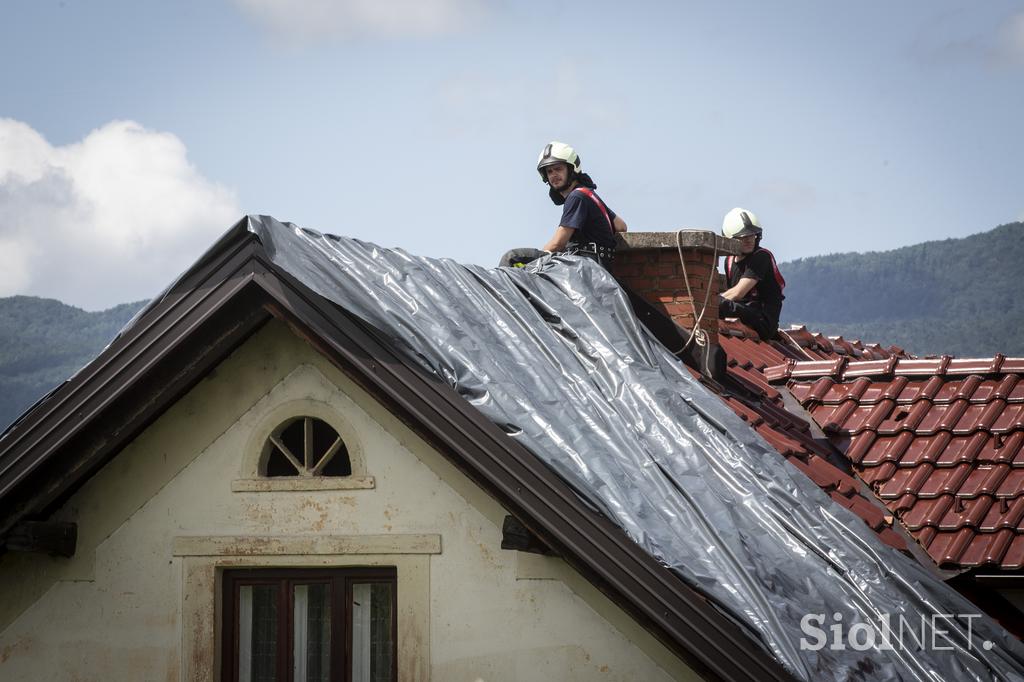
[616,230,741,255]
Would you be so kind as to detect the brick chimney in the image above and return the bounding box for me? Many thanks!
[613,231,740,378]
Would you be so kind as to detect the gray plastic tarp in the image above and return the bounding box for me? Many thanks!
[247,215,1024,682]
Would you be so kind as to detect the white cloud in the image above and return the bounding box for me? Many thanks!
[0,237,32,294]
[0,119,240,310]
[232,0,486,40]
[912,10,1024,69]
[994,12,1024,65]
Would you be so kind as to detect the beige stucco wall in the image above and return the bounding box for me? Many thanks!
[0,320,698,681]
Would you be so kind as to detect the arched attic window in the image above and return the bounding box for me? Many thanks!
[262,416,352,477]
[235,395,373,492]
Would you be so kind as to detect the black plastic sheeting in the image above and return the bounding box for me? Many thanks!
[247,215,1024,682]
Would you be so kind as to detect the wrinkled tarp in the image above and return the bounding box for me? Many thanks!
[248,215,1024,682]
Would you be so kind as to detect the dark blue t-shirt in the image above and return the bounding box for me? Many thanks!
[559,189,617,248]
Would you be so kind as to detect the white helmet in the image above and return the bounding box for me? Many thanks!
[537,141,582,182]
[722,207,763,239]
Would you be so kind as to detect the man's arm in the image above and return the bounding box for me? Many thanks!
[721,276,757,301]
[612,215,627,233]
[542,226,575,252]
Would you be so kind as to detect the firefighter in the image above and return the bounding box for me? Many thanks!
[718,208,786,340]
[537,141,627,267]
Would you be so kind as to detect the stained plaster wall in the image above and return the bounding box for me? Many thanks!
[0,320,697,682]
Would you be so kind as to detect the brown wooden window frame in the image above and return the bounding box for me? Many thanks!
[222,566,397,682]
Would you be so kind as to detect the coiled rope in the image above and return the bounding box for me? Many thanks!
[673,229,718,356]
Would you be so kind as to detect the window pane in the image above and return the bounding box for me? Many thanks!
[238,584,278,682]
[280,419,306,464]
[351,583,394,682]
[293,583,331,682]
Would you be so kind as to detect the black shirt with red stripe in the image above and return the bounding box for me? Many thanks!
[725,247,786,322]
[560,188,617,248]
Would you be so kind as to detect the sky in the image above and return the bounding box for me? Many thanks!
[1,0,1022,310]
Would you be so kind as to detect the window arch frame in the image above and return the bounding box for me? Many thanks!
[234,398,374,492]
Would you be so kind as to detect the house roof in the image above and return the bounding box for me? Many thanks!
[766,356,1024,572]
[0,220,793,682]
[3,217,1022,680]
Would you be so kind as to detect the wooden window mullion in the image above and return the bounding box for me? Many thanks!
[222,577,237,682]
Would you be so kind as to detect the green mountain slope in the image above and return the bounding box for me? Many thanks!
[0,296,147,430]
[780,222,1024,357]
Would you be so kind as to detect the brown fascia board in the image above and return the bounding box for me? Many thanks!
[0,224,795,682]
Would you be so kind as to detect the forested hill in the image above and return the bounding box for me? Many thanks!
[780,221,1024,358]
[0,296,146,430]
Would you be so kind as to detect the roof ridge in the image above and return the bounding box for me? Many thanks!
[766,354,1024,383]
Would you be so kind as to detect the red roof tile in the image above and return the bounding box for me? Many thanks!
[902,496,955,530]
[925,527,976,567]
[932,433,987,466]
[997,469,1024,498]
[992,404,1024,432]
[859,461,898,486]
[897,432,950,466]
[937,496,992,531]
[979,496,1024,531]
[777,355,1024,570]
[978,431,1024,464]
[1004,534,1024,569]
[955,529,1016,568]
[895,376,945,403]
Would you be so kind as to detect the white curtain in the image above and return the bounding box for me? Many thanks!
[351,583,372,682]
[293,585,309,682]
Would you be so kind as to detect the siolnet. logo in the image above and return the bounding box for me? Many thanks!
[799,612,993,653]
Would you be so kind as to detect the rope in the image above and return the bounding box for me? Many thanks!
[778,328,817,360]
[673,229,718,356]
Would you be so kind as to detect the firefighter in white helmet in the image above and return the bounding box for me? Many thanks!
[718,208,786,340]
[537,141,627,267]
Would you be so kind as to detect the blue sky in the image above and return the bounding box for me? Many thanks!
[1,0,1022,309]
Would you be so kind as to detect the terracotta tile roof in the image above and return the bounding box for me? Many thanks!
[767,355,1024,570]
[713,321,910,551]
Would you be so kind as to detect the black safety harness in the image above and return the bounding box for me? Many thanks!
[724,248,787,297]
[569,187,617,267]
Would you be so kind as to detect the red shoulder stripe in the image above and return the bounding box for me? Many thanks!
[573,187,614,234]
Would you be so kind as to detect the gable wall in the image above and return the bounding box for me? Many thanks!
[0,320,696,681]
